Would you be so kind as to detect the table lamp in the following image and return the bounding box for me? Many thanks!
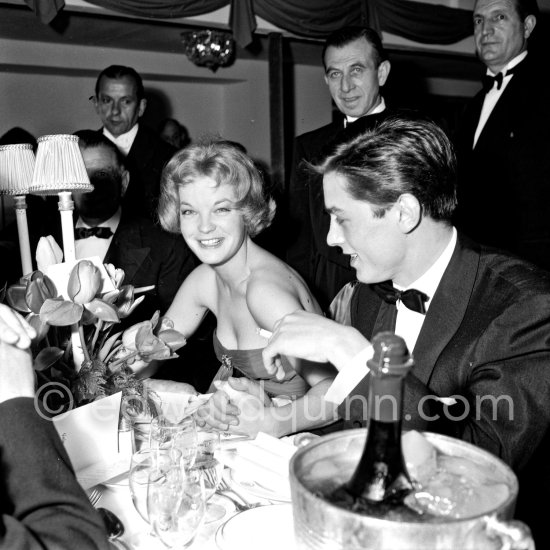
[29,134,92,262]
[0,143,35,276]
[29,134,93,370]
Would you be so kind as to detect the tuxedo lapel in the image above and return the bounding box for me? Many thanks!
[104,216,150,282]
[412,235,480,385]
[474,64,526,151]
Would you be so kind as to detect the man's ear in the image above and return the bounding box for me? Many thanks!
[377,60,391,87]
[524,14,536,40]
[120,169,130,197]
[138,98,147,118]
[396,193,422,234]
[92,96,100,115]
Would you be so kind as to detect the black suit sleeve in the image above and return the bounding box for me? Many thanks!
[0,398,111,550]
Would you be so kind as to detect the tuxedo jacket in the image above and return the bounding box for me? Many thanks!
[103,211,198,323]
[286,112,391,310]
[337,233,550,545]
[117,125,176,221]
[0,397,110,549]
[454,52,550,269]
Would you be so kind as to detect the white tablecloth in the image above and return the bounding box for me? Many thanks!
[90,432,303,549]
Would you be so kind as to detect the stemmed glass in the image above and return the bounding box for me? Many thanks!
[147,462,206,548]
[129,447,182,524]
[150,415,198,469]
[190,429,226,523]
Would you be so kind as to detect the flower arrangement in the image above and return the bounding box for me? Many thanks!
[5,236,186,417]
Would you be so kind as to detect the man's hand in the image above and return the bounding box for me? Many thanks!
[0,304,36,349]
[262,310,366,376]
[195,377,273,437]
[0,304,36,404]
[195,382,241,432]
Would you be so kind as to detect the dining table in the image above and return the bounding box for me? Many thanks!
[84,430,307,550]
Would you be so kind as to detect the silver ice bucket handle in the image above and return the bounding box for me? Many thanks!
[484,516,535,550]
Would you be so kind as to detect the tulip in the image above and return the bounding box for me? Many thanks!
[36,236,63,271]
[121,320,150,351]
[104,263,125,289]
[67,260,102,304]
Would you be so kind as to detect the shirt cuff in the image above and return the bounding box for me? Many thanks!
[323,345,373,405]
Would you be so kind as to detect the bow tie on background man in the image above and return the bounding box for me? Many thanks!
[482,66,515,94]
[371,280,429,314]
[75,226,113,240]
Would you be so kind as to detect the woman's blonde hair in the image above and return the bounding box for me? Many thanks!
[158,138,275,238]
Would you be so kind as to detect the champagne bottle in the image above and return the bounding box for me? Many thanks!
[329,331,415,517]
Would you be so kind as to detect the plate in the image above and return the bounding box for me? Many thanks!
[215,504,296,550]
[229,468,292,503]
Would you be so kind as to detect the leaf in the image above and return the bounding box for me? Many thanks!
[26,275,57,314]
[6,285,31,313]
[80,308,97,325]
[98,331,122,362]
[102,289,121,304]
[26,312,50,342]
[150,310,160,330]
[86,299,120,323]
[40,298,83,326]
[34,347,64,371]
[143,346,172,361]
[158,329,187,351]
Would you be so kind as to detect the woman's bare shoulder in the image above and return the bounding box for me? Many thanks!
[247,255,321,318]
[170,263,216,306]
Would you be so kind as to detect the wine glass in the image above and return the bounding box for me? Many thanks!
[147,463,206,548]
[150,415,198,468]
[190,429,226,523]
[128,447,182,523]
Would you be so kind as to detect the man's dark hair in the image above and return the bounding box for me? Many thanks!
[73,129,126,168]
[316,114,458,222]
[94,65,145,100]
[513,0,539,20]
[322,26,388,69]
[0,127,37,151]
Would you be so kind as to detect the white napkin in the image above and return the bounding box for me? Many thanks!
[222,432,297,499]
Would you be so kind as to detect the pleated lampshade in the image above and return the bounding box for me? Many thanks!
[29,134,92,195]
[0,143,35,196]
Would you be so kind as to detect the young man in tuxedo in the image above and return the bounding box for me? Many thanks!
[203,115,550,547]
[0,305,111,549]
[91,65,176,221]
[454,0,550,269]
[286,26,392,311]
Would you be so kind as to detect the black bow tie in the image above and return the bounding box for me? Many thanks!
[482,67,515,93]
[370,280,429,314]
[75,226,113,240]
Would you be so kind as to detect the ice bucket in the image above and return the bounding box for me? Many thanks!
[289,430,534,550]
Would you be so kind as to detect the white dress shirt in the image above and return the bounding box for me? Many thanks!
[473,51,527,148]
[103,124,139,156]
[324,228,458,404]
[75,208,121,261]
[344,97,386,127]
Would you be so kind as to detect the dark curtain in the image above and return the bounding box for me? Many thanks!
[24,0,65,24]
[25,0,474,44]
[374,0,473,45]
[83,0,228,18]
